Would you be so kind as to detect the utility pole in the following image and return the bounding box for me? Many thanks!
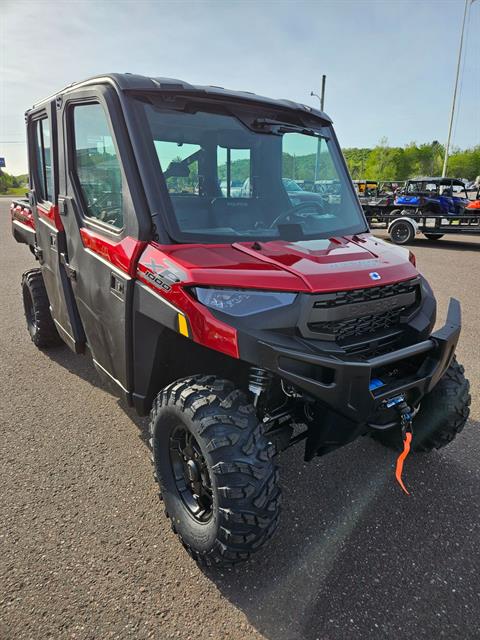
[311,75,326,183]
[442,0,475,177]
[310,75,326,112]
[320,74,326,112]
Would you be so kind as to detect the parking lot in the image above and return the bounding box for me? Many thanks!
[1,196,479,640]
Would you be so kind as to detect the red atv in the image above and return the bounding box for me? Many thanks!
[11,74,470,566]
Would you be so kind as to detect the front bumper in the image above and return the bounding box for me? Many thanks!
[254,297,461,425]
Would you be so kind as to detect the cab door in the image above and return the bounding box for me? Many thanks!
[28,103,85,352]
[56,90,146,396]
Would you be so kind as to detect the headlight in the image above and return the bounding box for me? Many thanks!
[194,288,297,317]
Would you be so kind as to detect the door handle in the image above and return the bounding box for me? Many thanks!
[58,197,68,216]
[60,253,77,281]
[110,273,126,299]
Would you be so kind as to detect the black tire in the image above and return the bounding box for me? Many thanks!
[372,358,471,452]
[21,269,62,348]
[389,219,415,245]
[149,375,281,566]
[424,233,444,241]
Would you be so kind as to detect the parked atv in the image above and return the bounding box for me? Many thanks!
[392,177,470,218]
[11,74,471,566]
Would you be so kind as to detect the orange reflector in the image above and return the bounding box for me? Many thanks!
[177,313,189,337]
[395,432,412,495]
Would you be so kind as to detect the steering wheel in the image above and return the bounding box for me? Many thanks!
[269,201,325,228]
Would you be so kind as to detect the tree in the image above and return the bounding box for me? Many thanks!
[363,138,408,180]
[447,146,480,180]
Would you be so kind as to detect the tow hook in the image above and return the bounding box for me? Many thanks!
[385,395,413,495]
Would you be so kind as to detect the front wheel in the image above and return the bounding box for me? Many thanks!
[424,233,444,241]
[149,375,281,566]
[372,358,471,452]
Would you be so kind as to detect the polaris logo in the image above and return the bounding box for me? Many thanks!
[369,272,381,281]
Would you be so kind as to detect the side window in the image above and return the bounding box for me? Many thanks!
[33,118,54,202]
[153,141,201,196]
[72,103,124,229]
[217,147,251,197]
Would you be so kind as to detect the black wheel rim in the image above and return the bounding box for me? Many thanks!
[23,288,37,335]
[392,223,409,243]
[169,425,213,523]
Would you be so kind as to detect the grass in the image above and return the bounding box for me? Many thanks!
[0,187,28,197]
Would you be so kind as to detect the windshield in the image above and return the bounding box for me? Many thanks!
[139,101,366,243]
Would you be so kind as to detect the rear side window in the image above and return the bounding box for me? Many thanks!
[34,118,54,202]
[217,147,251,197]
[72,103,124,229]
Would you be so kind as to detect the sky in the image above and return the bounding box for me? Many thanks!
[1,0,479,175]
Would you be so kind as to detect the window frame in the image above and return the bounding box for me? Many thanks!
[63,91,135,238]
[67,99,127,234]
[29,113,54,205]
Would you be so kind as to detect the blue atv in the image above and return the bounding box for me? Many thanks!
[386,177,472,243]
[393,177,469,217]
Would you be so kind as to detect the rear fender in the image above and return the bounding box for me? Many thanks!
[10,201,37,248]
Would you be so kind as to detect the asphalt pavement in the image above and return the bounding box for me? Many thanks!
[1,197,479,640]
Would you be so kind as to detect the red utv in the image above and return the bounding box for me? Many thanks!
[11,74,470,566]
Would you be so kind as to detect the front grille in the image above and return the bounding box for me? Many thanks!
[312,279,419,309]
[306,278,420,344]
[309,307,405,341]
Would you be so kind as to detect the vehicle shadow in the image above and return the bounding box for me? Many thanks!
[43,345,480,640]
[408,238,480,252]
[373,231,480,252]
[42,345,151,440]
[204,426,480,640]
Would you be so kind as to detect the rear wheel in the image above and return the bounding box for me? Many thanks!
[372,358,471,452]
[149,375,281,566]
[22,269,62,348]
[389,218,415,245]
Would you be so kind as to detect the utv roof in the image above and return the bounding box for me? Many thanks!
[29,72,332,123]
[408,177,466,186]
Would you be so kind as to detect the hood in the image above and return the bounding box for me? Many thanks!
[140,233,418,293]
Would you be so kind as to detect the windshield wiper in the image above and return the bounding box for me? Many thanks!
[252,118,326,138]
